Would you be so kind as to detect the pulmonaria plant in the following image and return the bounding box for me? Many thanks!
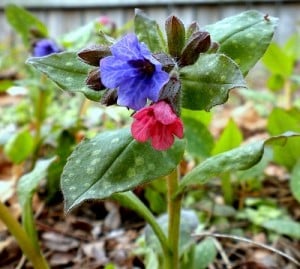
[27,9,280,269]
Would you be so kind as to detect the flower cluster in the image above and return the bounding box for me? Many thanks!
[78,20,211,150]
[98,34,183,150]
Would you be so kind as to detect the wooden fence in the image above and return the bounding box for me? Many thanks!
[1,1,300,45]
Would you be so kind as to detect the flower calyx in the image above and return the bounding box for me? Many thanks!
[85,69,106,91]
[77,45,111,66]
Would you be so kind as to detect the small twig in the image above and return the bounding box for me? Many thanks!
[16,255,26,269]
[192,232,300,267]
[212,238,232,268]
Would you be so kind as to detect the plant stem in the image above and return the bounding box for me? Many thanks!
[284,79,292,110]
[221,172,233,205]
[111,191,171,263]
[166,166,182,269]
[0,201,49,269]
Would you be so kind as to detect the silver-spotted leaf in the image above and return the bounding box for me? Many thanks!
[177,132,300,195]
[26,52,102,101]
[180,53,246,111]
[62,128,185,212]
[205,10,278,75]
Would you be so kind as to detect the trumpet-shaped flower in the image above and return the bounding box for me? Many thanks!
[131,101,184,150]
[33,39,61,57]
[100,33,169,110]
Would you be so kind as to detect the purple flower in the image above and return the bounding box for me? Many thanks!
[100,33,169,110]
[33,39,61,57]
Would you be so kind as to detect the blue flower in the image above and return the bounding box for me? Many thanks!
[100,33,169,110]
[33,39,61,57]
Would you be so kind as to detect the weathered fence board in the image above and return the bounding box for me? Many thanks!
[1,2,299,45]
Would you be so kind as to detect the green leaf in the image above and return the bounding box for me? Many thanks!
[61,128,185,212]
[267,108,300,170]
[144,209,199,256]
[5,4,48,47]
[290,161,300,203]
[262,219,300,239]
[4,128,35,164]
[26,52,101,101]
[284,34,300,60]
[17,158,56,248]
[47,130,76,202]
[262,43,294,77]
[194,237,217,269]
[180,53,246,111]
[205,10,278,75]
[183,117,214,158]
[134,9,165,53]
[59,21,96,49]
[177,132,300,195]
[212,118,243,155]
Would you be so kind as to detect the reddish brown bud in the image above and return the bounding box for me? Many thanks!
[77,45,111,66]
[186,21,200,40]
[86,68,105,91]
[165,15,185,59]
[179,31,211,67]
[153,52,176,73]
[101,89,118,106]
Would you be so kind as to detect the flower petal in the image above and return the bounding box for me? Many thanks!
[150,123,175,151]
[100,56,136,88]
[110,33,149,60]
[153,101,177,124]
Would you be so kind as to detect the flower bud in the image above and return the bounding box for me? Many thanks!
[179,31,211,67]
[86,68,105,91]
[186,21,200,40]
[100,89,118,106]
[78,45,111,66]
[159,75,181,116]
[208,41,220,53]
[165,15,185,59]
[153,52,176,73]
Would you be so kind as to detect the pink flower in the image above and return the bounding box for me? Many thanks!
[131,101,184,151]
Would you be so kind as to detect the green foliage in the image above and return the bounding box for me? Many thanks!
[144,209,199,256]
[177,132,300,195]
[212,118,243,155]
[47,130,76,202]
[205,10,278,75]
[26,52,102,101]
[61,128,185,211]
[144,178,167,214]
[17,158,56,249]
[4,128,35,164]
[183,117,214,159]
[262,219,300,239]
[193,238,217,269]
[180,53,246,111]
[5,4,48,47]
[262,43,294,77]
[290,161,300,203]
[134,9,166,53]
[267,108,300,170]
